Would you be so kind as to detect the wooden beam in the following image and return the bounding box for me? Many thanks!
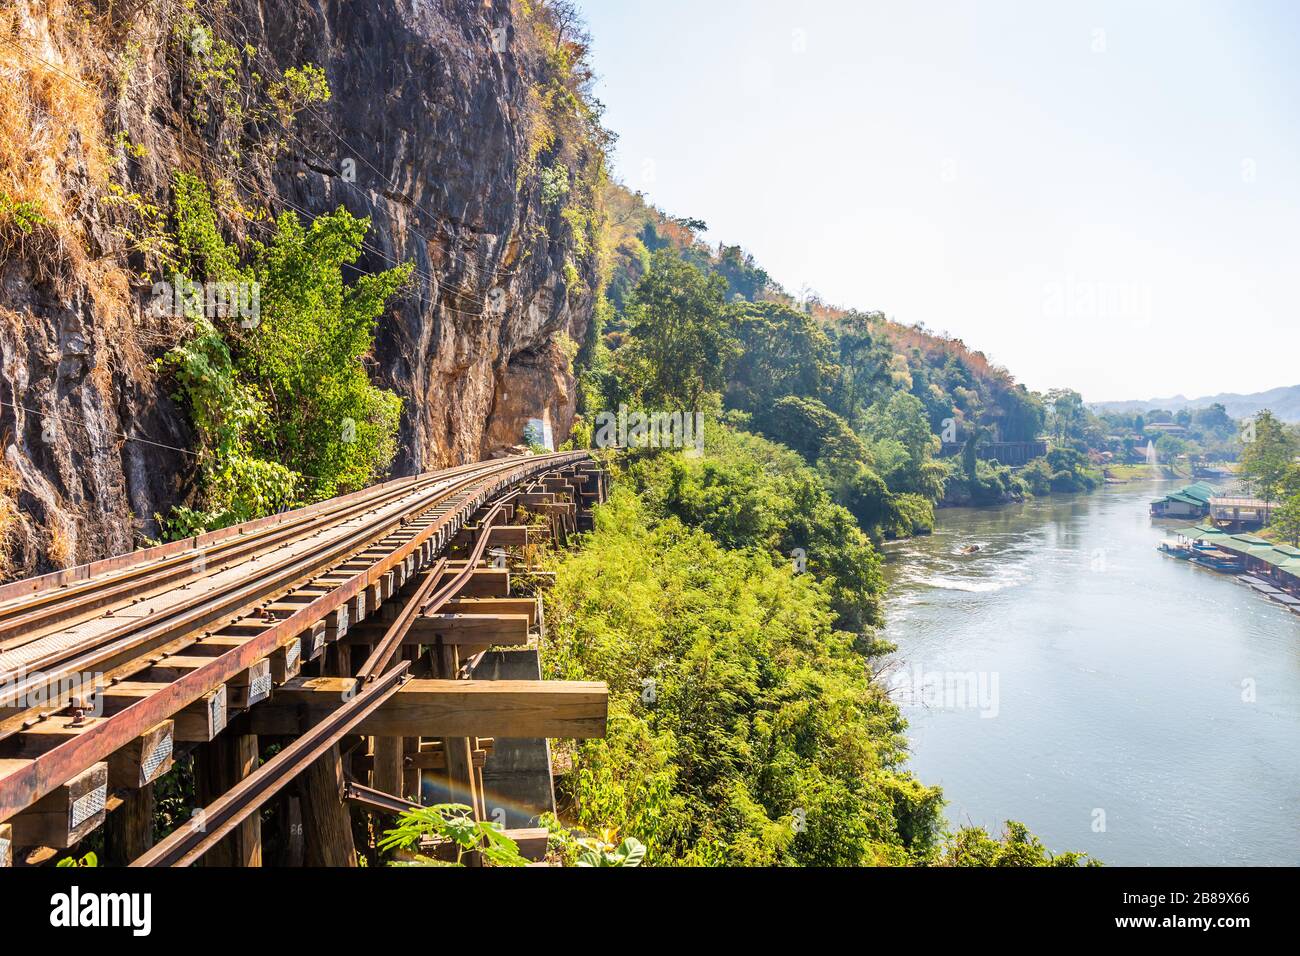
[108,721,175,789]
[355,745,490,772]
[516,492,556,507]
[250,678,607,739]
[301,620,327,662]
[346,613,530,648]
[6,715,106,757]
[362,680,607,739]
[189,634,296,696]
[488,526,530,547]
[99,683,227,742]
[269,639,302,684]
[503,827,550,861]
[140,655,272,712]
[443,598,538,627]
[437,568,509,598]
[7,761,108,848]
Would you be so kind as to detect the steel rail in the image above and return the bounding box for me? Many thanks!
[353,557,448,685]
[0,452,587,822]
[353,494,518,684]
[0,460,520,710]
[131,662,412,867]
[0,461,505,650]
[342,779,422,816]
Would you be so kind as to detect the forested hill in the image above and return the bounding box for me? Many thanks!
[581,181,1100,538]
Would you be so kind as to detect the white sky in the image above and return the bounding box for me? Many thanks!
[575,0,1300,402]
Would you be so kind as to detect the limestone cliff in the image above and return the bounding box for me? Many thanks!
[0,0,601,577]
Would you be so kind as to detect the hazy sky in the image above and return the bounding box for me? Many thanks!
[574,0,1300,402]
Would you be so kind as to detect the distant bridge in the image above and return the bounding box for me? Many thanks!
[0,453,608,867]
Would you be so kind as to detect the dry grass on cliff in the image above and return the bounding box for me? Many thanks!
[0,3,109,251]
[0,1,132,331]
[0,460,20,582]
[46,516,75,570]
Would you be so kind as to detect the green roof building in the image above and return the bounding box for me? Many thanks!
[1151,481,1217,519]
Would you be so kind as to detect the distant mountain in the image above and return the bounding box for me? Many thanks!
[1091,385,1300,422]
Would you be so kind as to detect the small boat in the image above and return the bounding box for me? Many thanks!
[1190,548,1246,573]
[1158,539,1195,559]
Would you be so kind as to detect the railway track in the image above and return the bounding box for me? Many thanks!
[0,451,609,866]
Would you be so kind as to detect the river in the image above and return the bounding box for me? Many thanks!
[881,481,1300,866]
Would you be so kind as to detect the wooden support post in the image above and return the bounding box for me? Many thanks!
[435,643,480,820]
[104,784,155,866]
[231,734,262,867]
[276,794,305,867]
[371,737,403,797]
[194,732,262,866]
[300,744,356,867]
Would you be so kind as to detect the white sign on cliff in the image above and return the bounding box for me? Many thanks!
[524,417,554,451]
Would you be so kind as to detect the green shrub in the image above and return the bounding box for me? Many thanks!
[157,174,409,536]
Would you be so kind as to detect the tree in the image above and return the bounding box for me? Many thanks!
[1272,494,1300,547]
[1192,403,1233,437]
[824,311,894,421]
[751,396,867,466]
[617,249,739,413]
[1045,388,1088,444]
[728,302,835,411]
[1240,410,1299,507]
[993,385,1046,443]
[865,392,938,469]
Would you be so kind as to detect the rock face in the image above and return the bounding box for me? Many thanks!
[0,0,595,576]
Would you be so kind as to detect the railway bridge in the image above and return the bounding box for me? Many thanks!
[0,452,609,867]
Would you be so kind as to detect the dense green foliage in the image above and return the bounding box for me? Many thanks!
[626,425,886,636]
[157,174,410,536]
[1239,410,1299,504]
[543,482,941,865]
